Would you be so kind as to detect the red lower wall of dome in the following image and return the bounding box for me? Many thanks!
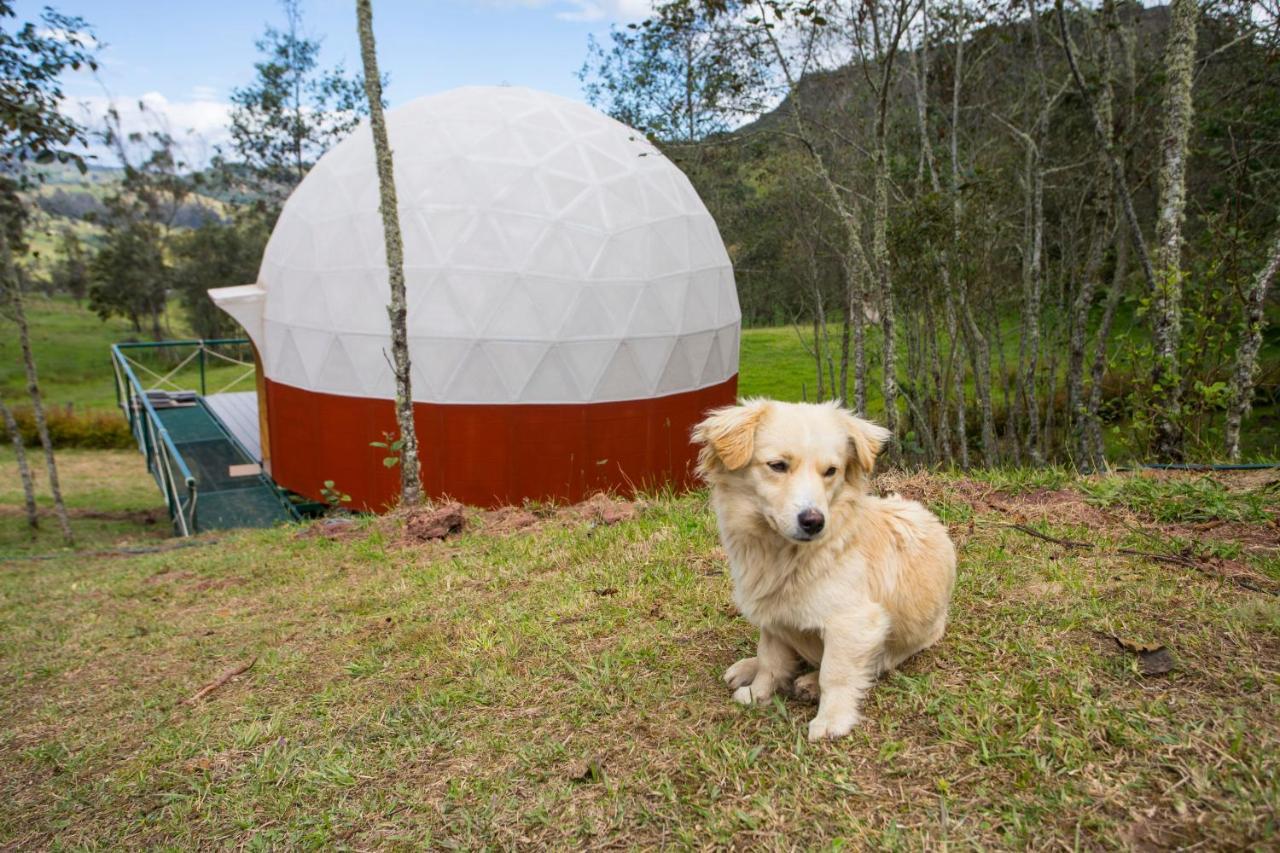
[263,376,738,510]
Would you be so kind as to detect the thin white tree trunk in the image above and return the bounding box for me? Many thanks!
[1224,226,1280,460]
[357,0,423,505]
[1149,0,1198,462]
[1,397,38,533]
[3,255,72,545]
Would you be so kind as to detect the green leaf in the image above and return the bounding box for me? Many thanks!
[382,457,399,468]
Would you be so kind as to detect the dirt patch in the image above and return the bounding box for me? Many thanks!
[480,506,542,535]
[296,517,363,541]
[573,493,641,526]
[402,502,467,543]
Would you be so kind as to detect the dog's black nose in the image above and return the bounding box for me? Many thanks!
[797,508,825,535]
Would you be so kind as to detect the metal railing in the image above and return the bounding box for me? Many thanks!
[110,339,252,536]
[110,337,255,397]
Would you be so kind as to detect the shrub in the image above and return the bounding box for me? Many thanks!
[10,405,133,450]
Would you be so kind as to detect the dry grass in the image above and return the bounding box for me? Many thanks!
[0,462,1277,848]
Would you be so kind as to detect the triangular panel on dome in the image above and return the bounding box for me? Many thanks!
[593,340,650,401]
[414,337,473,402]
[542,143,593,181]
[450,214,512,269]
[408,272,472,337]
[559,339,620,401]
[656,336,697,395]
[444,269,515,335]
[481,340,552,400]
[510,121,568,162]
[443,343,508,403]
[523,276,584,337]
[625,274,686,337]
[399,209,443,269]
[421,208,474,264]
[716,267,741,326]
[340,332,397,399]
[599,178,648,231]
[629,335,678,395]
[645,216,692,278]
[267,324,312,390]
[716,324,741,377]
[534,169,590,217]
[317,335,363,396]
[558,187,610,231]
[289,326,335,388]
[591,227,647,280]
[274,271,332,331]
[677,330,717,388]
[321,269,390,335]
[518,345,581,402]
[638,174,685,221]
[688,215,734,269]
[560,286,612,340]
[269,218,322,273]
[594,282,645,334]
[482,282,554,340]
[702,330,728,387]
[683,268,721,333]
[491,171,556,218]
[526,225,594,280]
[582,142,632,184]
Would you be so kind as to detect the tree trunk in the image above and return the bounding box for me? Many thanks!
[1148,0,1198,462]
[1224,226,1280,460]
[357,0,423,506]
[3,258,73,545]
[1084,224,1129,470]
[1,397,38,533]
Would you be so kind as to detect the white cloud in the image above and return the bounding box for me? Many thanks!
[37,27,99,50]
[470,0,653,23]
[64,91,232,170]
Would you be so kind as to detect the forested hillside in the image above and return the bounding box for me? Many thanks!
[584,0,1280,466]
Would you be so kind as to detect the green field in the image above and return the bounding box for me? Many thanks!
[1,462,1277,847]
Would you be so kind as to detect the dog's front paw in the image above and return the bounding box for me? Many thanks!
[790,671,820,704]
[807,709,859,742]
[723,656,759,689]
[732,685,755,705]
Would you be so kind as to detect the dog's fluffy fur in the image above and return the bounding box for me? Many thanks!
[693,399,956,741]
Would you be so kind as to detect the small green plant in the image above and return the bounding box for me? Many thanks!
[370,432,404,469]
[319,480,351,511]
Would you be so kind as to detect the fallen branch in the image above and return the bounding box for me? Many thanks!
[184,657,257,705]
[994,522,1274,595]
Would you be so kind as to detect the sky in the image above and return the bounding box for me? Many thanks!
[12,0,653,167]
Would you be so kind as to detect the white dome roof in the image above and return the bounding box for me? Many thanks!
[245,85,740,405]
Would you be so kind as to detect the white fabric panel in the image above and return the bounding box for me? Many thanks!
[246,86,740,404]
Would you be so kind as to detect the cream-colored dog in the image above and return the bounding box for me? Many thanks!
[693,399,956,741]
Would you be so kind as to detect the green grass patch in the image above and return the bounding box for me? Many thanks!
[1080,475,1277,524]
[0,460,1276,847]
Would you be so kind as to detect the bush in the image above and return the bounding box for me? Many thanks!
[10,405,133,450]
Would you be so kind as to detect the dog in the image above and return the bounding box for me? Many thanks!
[693,399,956,741]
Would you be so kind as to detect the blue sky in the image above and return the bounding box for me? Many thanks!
[12,0,651,165]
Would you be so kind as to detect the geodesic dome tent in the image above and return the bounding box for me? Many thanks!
[210,85,740,510]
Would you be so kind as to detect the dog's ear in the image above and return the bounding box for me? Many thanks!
[839,410,892,477]
[692,400,769,475]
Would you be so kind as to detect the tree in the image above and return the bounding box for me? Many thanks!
[88,219,169,337]
[48,227,90,302]
[1224,223,1280,460]
[579,0,763,144]
[356,0,422,506]
[0,396,37,533]
[1148,0,1199,462]
[229,0,369,211]
[0,1,96,547]
[172,218,271,339]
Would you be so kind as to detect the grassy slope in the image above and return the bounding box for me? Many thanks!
[0,296,255,411]
[0,464,1277,848]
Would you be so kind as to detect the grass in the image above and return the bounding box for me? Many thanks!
[0,447,168,557]
[0,462,1277,848]
[1,295,256,413]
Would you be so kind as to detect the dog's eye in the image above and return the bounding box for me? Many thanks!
[767,460,788,473]
[823,466,838,477]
